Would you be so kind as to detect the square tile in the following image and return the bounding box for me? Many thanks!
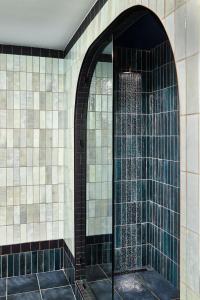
[175,4,186,60]
[41,286,75,300]
[186,54,199,115]
[7,274,39,295]
[37,270,69,290]
[186,231,199,293]
[89,279,120,300]
[0,278,6,297]
[138,270,179,300]
[186,0,200,56]
[7,291,41,300]
[186,115,199,173]
[114,273,156,300]
[186,173,199,234]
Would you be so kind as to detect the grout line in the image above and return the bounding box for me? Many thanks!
[36,273,43,300]
[86,277,111,284]
[62,267,76,298]
[6,289,39,297]
[4,268,64,280]
[6,277,7,300]
[97,264,110,280]
[62,254,76,299]
[40,284,70,292]
[40,284,76,300]
[62,268,68,282]
[69,286,76,299]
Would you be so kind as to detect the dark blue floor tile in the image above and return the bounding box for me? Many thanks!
[41,286,75,300]
[0,297,6,300]
[7,291,41,300]
[87,269,179,299]
[125,290,157,300]
[89,279,121,300]
[0,278,6,296]
[137,270,179,300]
[37,270,69,289]
[114,273,156,300]
[86,265,107,282]
[7,274,39,295]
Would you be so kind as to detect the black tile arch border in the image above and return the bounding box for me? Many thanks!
[97,53,112,62]
[74,5,159,282]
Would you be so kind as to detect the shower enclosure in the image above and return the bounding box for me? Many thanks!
[75,6,180,300]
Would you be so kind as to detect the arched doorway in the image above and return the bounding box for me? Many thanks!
[74,5,180,299]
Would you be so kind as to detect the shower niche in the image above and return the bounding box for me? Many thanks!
[75,6,180,300]
[113,15,180,284]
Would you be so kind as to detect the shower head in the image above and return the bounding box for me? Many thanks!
[122,67,133,74]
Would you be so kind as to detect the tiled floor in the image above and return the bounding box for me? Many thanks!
[87,265,180,300]
[0,270,75,300]
[86,264,122,299]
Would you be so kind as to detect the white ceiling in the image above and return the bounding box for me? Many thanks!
[0,0,97,50]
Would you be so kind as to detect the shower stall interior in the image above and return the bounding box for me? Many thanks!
[76,7,180,300]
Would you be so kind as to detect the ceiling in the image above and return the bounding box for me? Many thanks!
[0,0,96,50]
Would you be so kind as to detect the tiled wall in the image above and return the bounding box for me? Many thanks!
[114,47,150,272]
[65,0,200,298]
[86,234,112,266]
[0,237,75,296]
[0,54,65,245]
[113,42,180,288]
[86,60,113,236]
[0,239,64,278]
[148,41,180,287]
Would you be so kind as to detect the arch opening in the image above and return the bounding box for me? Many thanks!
[74,5,180,299]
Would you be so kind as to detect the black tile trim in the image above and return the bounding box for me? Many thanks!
[0,44,64,58]
[98,54,112,62]
[0,240,64,255]
[64,0,109,57]
[86,234,112,245]
[0,0,108,58]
